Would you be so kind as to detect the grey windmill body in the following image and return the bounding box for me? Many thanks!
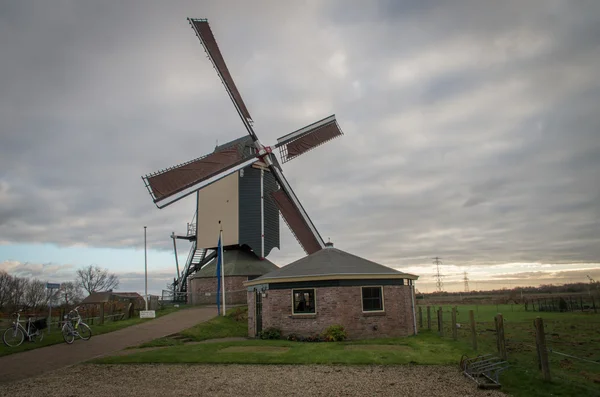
[141,18,345,301]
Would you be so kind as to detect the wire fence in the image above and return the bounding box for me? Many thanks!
[417,303,600,392]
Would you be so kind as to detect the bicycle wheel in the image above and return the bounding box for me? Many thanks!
[33,329,44,342]
[78,323,92,340]
[3,327,25,347]
[62,323,75,344]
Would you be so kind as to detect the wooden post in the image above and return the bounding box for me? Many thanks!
[427,306,431,330]
[592,296,597,314]
[451,306,457,340]
[469,310,477,350]
[418,306,423,329]
[495,313,507,360]
[535,317,551,381]
[438,307,444,337]
[99,303,105,325]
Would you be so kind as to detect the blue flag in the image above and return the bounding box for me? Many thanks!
[216,233,222,315]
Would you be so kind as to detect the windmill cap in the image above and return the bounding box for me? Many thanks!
[325,241,334,248]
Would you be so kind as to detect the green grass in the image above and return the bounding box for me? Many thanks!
[94,331,469,365]
[98,303,599,397]
[419,304,600,397]
[138,306,248,348]
[0,306,182,357]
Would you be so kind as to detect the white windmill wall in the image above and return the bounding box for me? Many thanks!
[196,172,239,248]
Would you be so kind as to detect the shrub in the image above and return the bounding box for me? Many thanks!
[286,333,302,342]
[304,334,325,342]
[259,327,281,340]
[322,324,347,342]
[226,306,248,322]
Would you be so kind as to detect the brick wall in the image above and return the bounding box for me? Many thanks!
[189,276,249,305]
[247,290,256,337]
[247,285,415,339]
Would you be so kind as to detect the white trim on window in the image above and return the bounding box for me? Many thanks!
[361,285,385,313]
[291,288,317,315]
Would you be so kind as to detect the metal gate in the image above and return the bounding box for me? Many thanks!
[255,290,263,337]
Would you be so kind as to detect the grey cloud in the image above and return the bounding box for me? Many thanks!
[1,0,599,276]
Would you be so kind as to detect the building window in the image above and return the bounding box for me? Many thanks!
[362,286,384,312]
[292,289,316,314]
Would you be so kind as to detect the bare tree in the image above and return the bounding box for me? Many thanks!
[76,265,119,295]
[0,271,13,311]
[23,279,47,310]
[7,276,28,311]
[58,281,84,306]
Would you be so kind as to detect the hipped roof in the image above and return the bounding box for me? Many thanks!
[245,247,418,286]
[190,249,278,278]
[80,291,143,304]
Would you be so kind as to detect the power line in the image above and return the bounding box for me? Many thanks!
[433,257,444,292]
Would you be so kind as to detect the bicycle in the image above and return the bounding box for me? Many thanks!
[62,306,92,344]
[2,310,47,347]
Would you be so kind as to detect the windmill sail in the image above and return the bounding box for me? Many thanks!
[271,189,322,255]
[276,115,343,163]
[189,19,252,123]
[143,142,259,208]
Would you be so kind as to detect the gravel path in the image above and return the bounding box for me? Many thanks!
[0,306,216,383]
[0,364,507,397]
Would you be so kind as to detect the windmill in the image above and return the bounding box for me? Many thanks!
[141,18,344,300]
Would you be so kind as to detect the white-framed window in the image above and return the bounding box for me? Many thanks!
[292,288,316,315]
[361,286,384,312]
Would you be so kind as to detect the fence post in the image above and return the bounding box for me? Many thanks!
[592,296,597,314]
[534,317,551,381]
[469,310,477,350]
[495,313,507,360]
[451,306,457,340]
[100,303,105,325]
[427,306,431,330]
[438,307,444,337]
[418,306,423,329]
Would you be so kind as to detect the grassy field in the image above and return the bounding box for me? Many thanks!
[0,306,182,356]
[96,332,471,366]
[418,303,600,397]
[93,304,600,397]
[137,306,248,348]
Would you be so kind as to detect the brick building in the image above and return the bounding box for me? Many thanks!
[188,249,278,305]
[245,244,419,340]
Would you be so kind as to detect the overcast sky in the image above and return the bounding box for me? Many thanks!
[1,0,599,294]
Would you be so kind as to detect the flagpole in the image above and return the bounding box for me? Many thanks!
[220,228,226,315]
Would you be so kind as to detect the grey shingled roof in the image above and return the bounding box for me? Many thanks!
[251,248,417,282]
[191,249,279,278]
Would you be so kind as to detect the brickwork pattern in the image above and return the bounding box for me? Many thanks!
[189,276,248,305]
[247,285,415,339]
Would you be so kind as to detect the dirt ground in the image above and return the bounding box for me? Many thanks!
[0,363,507,397]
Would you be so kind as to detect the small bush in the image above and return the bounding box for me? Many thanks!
[259,327,281,340]
[323,324,347,342]
[226,306,248,322]
[286,333,302,341]
[304,334,325,342]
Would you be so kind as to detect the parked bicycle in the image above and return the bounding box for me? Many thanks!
[2,310,47,347]
[62,306,92,344]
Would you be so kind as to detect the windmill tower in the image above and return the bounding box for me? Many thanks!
[142,19,345,301]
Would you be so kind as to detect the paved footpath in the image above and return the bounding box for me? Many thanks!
[0,306,216,384]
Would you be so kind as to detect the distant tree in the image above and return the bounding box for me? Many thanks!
[7,276,28,310]
[0,271,13,311]
[58,281,84,306]
[76,265,119,295]
[23,279,47,310]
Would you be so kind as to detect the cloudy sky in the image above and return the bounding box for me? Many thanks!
[1,0,599,295]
